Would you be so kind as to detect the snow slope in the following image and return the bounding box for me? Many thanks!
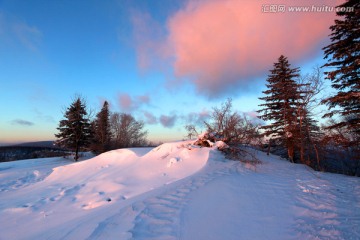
[0,140,359,240]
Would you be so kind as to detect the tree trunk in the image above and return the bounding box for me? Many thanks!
[313,143,320,170]
[299,110,304,164]
[267,138,271,156]
[75,142,79,161]
[355,161,360,177]
[288,141,294,163]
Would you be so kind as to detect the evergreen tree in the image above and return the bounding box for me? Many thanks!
[91,101,112,153]
[55,97,92,161]
[322,0,360,146]
[258,55,301,162]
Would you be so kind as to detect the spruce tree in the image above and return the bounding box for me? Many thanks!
[322,0,360,146]
[55,97,92,161]
[258,55,301,162]
[92,101,112,153]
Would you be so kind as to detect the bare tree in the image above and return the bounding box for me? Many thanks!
[204,98,261,145]
[321,117,360,176]
[110,113,148,148]
[184,124,199,140]
[296,66,324,166]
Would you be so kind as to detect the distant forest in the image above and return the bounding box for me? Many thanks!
[0,143,67,162]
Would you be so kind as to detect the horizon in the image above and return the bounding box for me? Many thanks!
[0,0,343,144]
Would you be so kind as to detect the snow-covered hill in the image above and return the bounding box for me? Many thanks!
[0,140,359,239]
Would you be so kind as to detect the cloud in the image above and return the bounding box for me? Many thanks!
[118,93,151,112]
[130,10,170,72]
[13,22,42,51]
[184,109,210,126]
[243,111,265,125]
[160,114,177,128]
[119,93,133,111]
[33,109,55,123]
[133,0,340,98]
[245,111,259,119]
[142,109,209,127]
[143,111,158,125]
[137,94,150,104]
[0,12,42,51]
[11,119,34,126]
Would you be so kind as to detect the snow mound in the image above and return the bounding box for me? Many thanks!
[40,141,211,209]
[1,141,360,239]
[0,140,212,239]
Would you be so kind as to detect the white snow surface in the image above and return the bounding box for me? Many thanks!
[0,140,359,240]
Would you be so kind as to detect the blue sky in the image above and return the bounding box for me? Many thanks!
[0,0,339,144]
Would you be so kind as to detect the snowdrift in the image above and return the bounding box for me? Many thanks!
[0,140,212,239]
[1,140,359,240]
[43,141,210,209]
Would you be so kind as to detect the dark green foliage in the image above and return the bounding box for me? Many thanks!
[0,146,67,162]
[91,101,112,153]
[55,97,92,161]
[258,55,302,162]
[322,0,360,147]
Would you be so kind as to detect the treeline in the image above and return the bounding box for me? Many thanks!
[185,0,359,176]
[55,98,148,161]
[0,146,67,162]
[256,56,359,176]
[53,0,358,176]
[256,0,359,176]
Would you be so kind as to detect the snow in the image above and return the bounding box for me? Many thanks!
[214,140,229,150]
[0,140,359,239]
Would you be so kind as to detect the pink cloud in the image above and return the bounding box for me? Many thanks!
[131,11,170,72]
[119,93,133,111]
[118,93,151,112]
[137,94,150,104]
[164,0,341,97]
[243,111,264,125]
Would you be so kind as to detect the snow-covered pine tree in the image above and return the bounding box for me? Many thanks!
[55,97,92,161]
[322,0,360,147]
[258,55,302,162]
[91,101,112,153]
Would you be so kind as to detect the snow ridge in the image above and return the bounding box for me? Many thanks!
[0,141,360,240]
[87,150,237,240]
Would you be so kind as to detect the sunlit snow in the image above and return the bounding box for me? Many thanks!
[0,140,359,239]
